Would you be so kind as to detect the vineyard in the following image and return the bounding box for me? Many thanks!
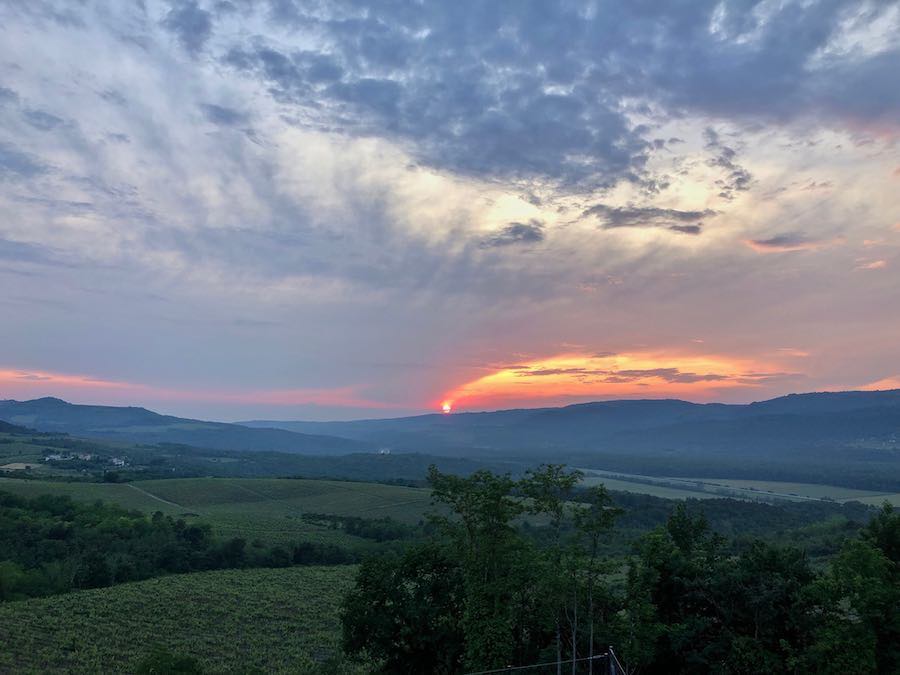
[0,476,434,546]
[0,565,365,673]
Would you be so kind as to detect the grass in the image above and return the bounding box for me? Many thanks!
[0,476,435,546]
[0,478,185,515]
[137,478,434,545]
[136,478,433,520]
[0,566,366,674]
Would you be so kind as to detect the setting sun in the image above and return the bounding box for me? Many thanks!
[441,402,452,414]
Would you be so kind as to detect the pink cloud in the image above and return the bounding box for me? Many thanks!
[0,367,395,411]
[744,234,844,254]
[855,259,887,271]
[860,376,900,391]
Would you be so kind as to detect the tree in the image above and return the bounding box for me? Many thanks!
[806,537,900,674]
[342,544,464,674]
[573,486,621,674]
[520,465,582,674]
[428,466,528,668]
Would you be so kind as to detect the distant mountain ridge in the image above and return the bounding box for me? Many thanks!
[241,389,900,451]
[237,390,900,491]
[2,391,899,491]
[0,397,370,456]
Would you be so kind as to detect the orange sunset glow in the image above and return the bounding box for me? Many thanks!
[443,352,792,410]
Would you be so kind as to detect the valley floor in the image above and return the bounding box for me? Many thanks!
[580,469,900,505]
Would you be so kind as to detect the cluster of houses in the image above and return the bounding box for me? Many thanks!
[44,452,127,467]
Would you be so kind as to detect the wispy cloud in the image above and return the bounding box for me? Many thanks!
[855,259,887,270]
[0,368,392,411]
[744,233,844,253]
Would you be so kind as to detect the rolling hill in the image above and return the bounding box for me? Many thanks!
[0,397,371,456]
[243,389,900,455]
[243,390,900,490]
[3,391,899,490]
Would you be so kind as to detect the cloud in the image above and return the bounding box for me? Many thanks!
[800,180,834,191]
[0,1,899,418]
[217,1,900,192]
[0,367,393,410]
[161,0,213,55]
[199,103,247,126]
[23,109,64,131]
[480,220,545,248]
[860,376,900,392]
[444,352,800,408]
[744,233,843,253]
[668,224,702,235]
[0,142,46,179]
[856,259,887,270]
[0,238,62,265]
[583,204,713,232]
[0,86,18,105]
[703,127,753,200]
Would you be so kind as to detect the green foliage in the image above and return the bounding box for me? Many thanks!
[342,544,465,673]
[0,490,361,601]
[345,465,611,671]
[136,650,203,674]
[803,505,900,674]
[0,566,366,673]
[343,468,900,674]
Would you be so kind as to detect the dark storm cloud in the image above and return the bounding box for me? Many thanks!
[217,0,900,190]
[161,1,213,55]
[480,220,545,248]
[583,204,714,232]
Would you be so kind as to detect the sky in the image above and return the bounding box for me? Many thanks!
[1,0,899,421]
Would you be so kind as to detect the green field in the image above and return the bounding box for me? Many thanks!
[0,476,434,546]
[0,565,365,674]
[0,434,58,476]
[0,478,187,514]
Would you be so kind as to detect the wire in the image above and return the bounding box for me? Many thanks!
[464,652,610,675]
[609,647,627,675]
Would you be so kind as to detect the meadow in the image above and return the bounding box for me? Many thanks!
[0,476,434,546]
[0,565,364,674]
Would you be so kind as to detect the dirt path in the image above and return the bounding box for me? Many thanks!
[127,483,187,510]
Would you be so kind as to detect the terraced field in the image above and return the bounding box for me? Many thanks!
[0,566,366,674]
[0,476,434,545]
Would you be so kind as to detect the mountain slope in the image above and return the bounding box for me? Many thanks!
[0,398,371,456]
[244,390,900,452]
